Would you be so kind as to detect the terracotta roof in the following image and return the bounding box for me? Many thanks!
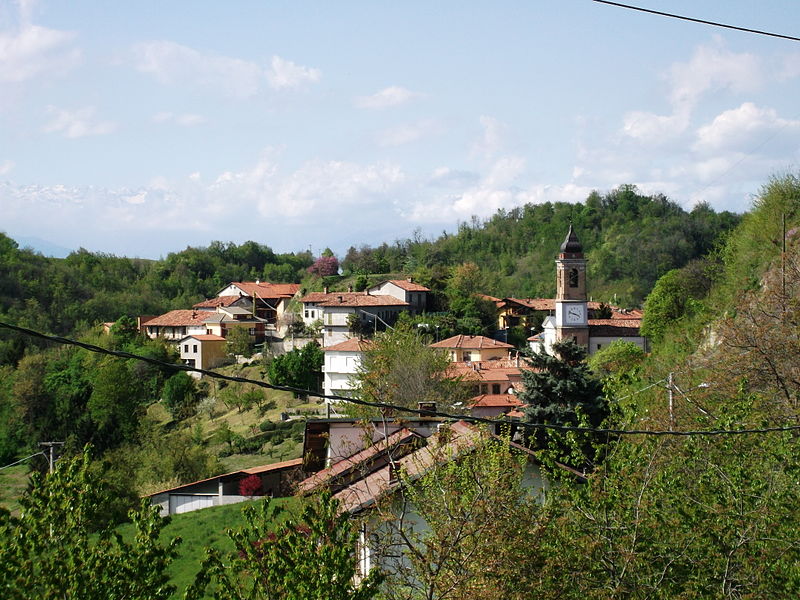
[505,297,555,310]
[193,296,242,309]
[145,458,303,497]
[449,364,523,382]
[384,279,431,292]
[179,334,226,342]
[476,293,504,306]
[333,421,482,513]
[144,310,214,327]
[227,282,300,298]
[506,409,525,418]
[469,394,523,408]
[299,292,409,307]
[430,334,513,350]
[324,338,373,352]
[589,319,642,337]
[297,428,420,494]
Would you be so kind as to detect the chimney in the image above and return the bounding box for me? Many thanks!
[418,401,436,416]
[324,286,329,294]
[348,285,353,292]
[338,295,343,303]
[256,279,260,285]
[407,277,413,282]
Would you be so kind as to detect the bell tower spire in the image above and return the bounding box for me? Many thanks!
[554,225,589,346]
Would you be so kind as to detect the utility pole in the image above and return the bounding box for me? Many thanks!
[39,441,65,473]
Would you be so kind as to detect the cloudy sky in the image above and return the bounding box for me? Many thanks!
[1,0,799,258]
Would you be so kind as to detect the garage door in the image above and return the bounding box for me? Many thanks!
[169,494,215,514]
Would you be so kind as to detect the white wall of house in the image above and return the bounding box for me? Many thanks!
[324,350,363,396]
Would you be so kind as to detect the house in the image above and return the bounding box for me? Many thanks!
[177,334,227,376]
[142,309,213,341]
[429,334,514,363]
[366,279,431,313]
[297,417,554,578]
[323,338,371,398]
[212,281,301,332]
[467,393,524,419]
[148,458,304,516]
[298,291,409,346]
[532,225,648,356]
[448,359,524,396]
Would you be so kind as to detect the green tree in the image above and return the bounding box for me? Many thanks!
[186,492,382,600]
[226,326,254,358]
[162,371,201,421]
[267,342,323,395]
[375,431,546,600]
[520,340,605,429]
[0,449,180,600]
[352,325,468,415]
[587,339,645,377]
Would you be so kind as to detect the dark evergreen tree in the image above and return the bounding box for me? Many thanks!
[519,340,606,450]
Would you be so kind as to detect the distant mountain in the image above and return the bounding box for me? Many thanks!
[12,235,73,258]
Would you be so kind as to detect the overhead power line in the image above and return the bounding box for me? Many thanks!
[2,320,799,437]
[0,451,44,471]
[593,0,800,43]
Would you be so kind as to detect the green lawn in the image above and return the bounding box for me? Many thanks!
[118,496,299,599]
[0,464,30,515]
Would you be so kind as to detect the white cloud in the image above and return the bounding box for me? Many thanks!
[471,116,506,158]
[0,159,14,175]
[355,86,421,109]
[693,102,800,154]
[620,110,689,143]
[0,18,80,83]
[377,119,439,147]
[133,41,263,98]
[42,106,116,138]
[668,39,762,112]
[152,111,206,126]
[265,55,320,90]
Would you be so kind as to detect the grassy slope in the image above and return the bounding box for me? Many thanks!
[0,464,29,514]
[117,496,299,599]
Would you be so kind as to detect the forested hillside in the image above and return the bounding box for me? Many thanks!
[342,184,740,304]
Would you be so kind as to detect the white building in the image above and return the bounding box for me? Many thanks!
[323,338,370,398]
[299,291,409,346]
[366,279,430,313]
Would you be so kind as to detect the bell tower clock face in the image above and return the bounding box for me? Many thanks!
[566,304,585,324]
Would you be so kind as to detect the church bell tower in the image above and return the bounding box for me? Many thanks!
[554,225,589,347]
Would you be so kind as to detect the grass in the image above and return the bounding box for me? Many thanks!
[0,464,30,514]
[117,496,299,599]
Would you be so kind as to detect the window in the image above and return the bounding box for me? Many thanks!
[183,344,189,353]
[569,268,579,287]
[480,384,488,394]
[304,310,309,318]
[248,328,256,335]
[492,383,501,394]
[193,344,198,353]
[596,343,602,350]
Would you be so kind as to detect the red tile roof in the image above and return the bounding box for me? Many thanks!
[449,363,523,382]
[589,319,642,337]
[180,334,226,342]
[469,394,523,408]
[385,279,431,292]
[324,338,373,352]
[297,428,420,494]
[300,292,409,307]
[430,334,513,350]
[145,458,303,497]
[228,282,300,298]
[144,310,214,327]
[193,296,241,309]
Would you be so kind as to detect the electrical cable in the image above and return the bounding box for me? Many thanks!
[0,452,45,471]
[2,320,800,437]
[593,0,800,43]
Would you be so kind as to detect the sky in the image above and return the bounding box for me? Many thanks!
[1,0,799,259]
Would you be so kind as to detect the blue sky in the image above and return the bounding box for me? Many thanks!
[1,0,799,258]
